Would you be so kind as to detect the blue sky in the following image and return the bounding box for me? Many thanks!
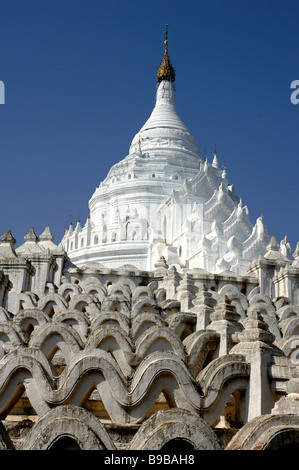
[0,0,298,254]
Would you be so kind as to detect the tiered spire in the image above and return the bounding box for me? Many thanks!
[157,25,176,83]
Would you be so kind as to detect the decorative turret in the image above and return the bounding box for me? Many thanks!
[0,230,17,258]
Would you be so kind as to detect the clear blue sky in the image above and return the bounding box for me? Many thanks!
[0,0,298,253]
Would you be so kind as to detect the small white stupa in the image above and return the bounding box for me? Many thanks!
[61,27,269,274]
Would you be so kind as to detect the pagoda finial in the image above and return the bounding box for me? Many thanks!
[157,24,176,84]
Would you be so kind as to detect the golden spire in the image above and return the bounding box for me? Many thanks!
[157,24,176,83]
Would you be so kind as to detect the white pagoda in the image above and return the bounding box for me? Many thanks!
[61,28,269,275]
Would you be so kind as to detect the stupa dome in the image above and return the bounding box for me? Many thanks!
[129,80,200,159]
[61,28,269,274]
